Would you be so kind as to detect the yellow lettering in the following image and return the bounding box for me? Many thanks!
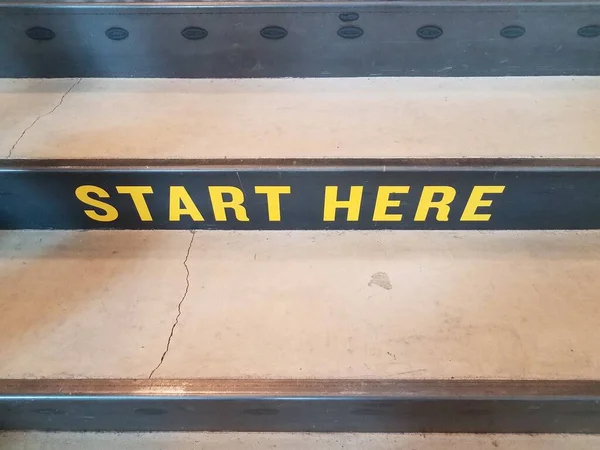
[116,186,153,221]
[169,186,204,221]
[460,186,506,221]
[208,186,249,222]
[254,186,291,222]
[323,186,363,221]
[372,186,410,221]
[75,185,118,222]
[414,186,456,222]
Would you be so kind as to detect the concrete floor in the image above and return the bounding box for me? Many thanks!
[2,432,600,449]
[1,229,600,379]
[1,77,600,159]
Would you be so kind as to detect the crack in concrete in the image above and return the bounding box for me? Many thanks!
[149,231,196,379]
[7,78,82,158]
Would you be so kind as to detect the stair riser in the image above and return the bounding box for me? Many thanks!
[1,1,600,78]
[2,379,600,433]
[1,159,599,230]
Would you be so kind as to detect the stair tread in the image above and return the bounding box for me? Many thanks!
[1,229,599,380]
[2,77,600,160]
[2,432,599,449]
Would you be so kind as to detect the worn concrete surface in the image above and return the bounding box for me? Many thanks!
[0,230,192,378]
[1,77,599,159]
[1,230,600,379]
[2,432,599,450]
[0,79,77,159]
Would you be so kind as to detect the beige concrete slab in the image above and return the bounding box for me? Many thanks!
[156,230,600,379]
[1,230,600,379]
[1,432,599,450]
[2,77,600,160]
[0,79,78,159]
[0,230,192,378]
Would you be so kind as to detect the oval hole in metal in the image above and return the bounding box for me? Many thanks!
[181,27,208,40]
[26,27,55,41]
[417,25,443,40]
[578,25,600,38]
[500,25,525,38]
[338,26,364,39]
[105,27,129,41]
[260,26,287,40]
[339,12,360,22]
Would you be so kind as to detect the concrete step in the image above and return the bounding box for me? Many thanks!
[2,432,600,450]
[1,229,599,380]
[2,77,599,160]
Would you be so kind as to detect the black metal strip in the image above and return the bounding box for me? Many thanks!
[2,158,600,230]
[2,0,600,78]
[1,379,600,432]
[3,157,600,170]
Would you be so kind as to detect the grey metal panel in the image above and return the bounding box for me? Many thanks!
[2,379,600,432]
[1,1,599,77]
